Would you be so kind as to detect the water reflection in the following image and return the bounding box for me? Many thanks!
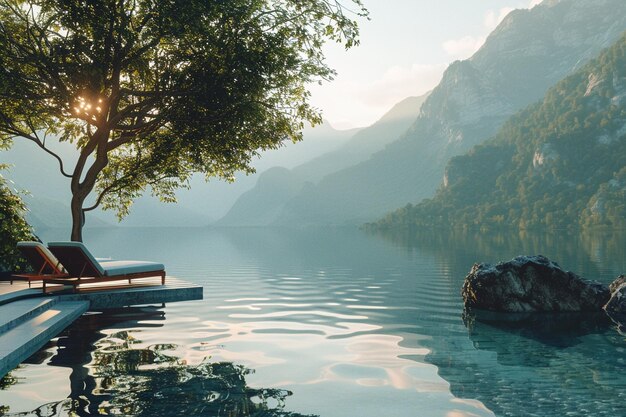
[1,227,625,417]
[373,228,626,281]
[374,228,626,417]
[434,311,626,417]
[463,310,612,351]
[1,308,317,417]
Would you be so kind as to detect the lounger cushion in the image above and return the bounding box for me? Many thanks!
[48,241,164,278]
[99,260,164,277]
[48,241,106,275]
[17,241,67,274]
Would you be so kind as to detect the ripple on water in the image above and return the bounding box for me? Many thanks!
[2,228,625,417]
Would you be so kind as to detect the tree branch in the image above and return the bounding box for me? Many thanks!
[23,136,73,178]
[83,179,122,212]
[84,167,173,213]
[7,124,73,178]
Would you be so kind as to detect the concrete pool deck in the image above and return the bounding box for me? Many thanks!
[0,277,203,378]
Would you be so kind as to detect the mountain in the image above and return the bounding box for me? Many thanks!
[0,121,355,230]
[272,0,626,227]
[173,120,359,223]
[294,95,431,182]
[217,94,429,226]
[370,32,626,231]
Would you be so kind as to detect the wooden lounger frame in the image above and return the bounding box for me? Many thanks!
[11,244,68,287]
[11,272,69,287]
[43,270,166,294]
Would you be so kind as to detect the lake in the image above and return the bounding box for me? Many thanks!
[1,227,625,416]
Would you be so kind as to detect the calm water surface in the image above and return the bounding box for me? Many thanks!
[1,227,625,417]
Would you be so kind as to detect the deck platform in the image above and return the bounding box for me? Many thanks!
[54,277,203,308]
[0,277,202,378]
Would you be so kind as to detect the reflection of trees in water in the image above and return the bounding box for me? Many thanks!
[0,307,317,417]
[370,228,626,283]
[0,375,17,414]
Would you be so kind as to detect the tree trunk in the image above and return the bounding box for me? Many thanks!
[70,194,85,242]
[69,131,110,242]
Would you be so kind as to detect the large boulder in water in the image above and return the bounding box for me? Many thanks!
[462,255,610,312]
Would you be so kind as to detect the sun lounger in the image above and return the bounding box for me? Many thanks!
[44,241,165,293]
[10,241,69,287]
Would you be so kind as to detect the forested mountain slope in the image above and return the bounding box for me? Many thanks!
[372,32,626,231]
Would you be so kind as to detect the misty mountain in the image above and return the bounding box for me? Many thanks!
[272,0,626,227]
[173,121,359,224]
[0,121,356,231]
[371,31,626,231]
[217,94,429,226]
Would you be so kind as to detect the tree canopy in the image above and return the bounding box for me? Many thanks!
[0,0,367,240]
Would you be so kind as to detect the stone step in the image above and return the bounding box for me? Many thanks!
[0,298,58,333]
[0,287,42,307]
[0,301,89,379]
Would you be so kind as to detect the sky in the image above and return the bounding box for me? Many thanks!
[310,0,544,129]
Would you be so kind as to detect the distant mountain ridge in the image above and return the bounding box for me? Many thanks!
[269,0,626,227]
[371,31,626,231]
[217,94,430,226]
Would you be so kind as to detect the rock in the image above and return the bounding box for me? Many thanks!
[462,255,610,312]
[608,275,625,294]
[604,284,626,315]
[604,276,626,333]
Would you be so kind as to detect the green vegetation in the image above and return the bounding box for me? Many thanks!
[0,167,32,272]
[371,33,626,232]
[0,0,366,241]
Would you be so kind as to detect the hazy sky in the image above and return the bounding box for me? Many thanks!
[311,0,543,129]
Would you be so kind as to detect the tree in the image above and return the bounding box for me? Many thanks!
[0,166,33,271]
[0,0,367,241]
